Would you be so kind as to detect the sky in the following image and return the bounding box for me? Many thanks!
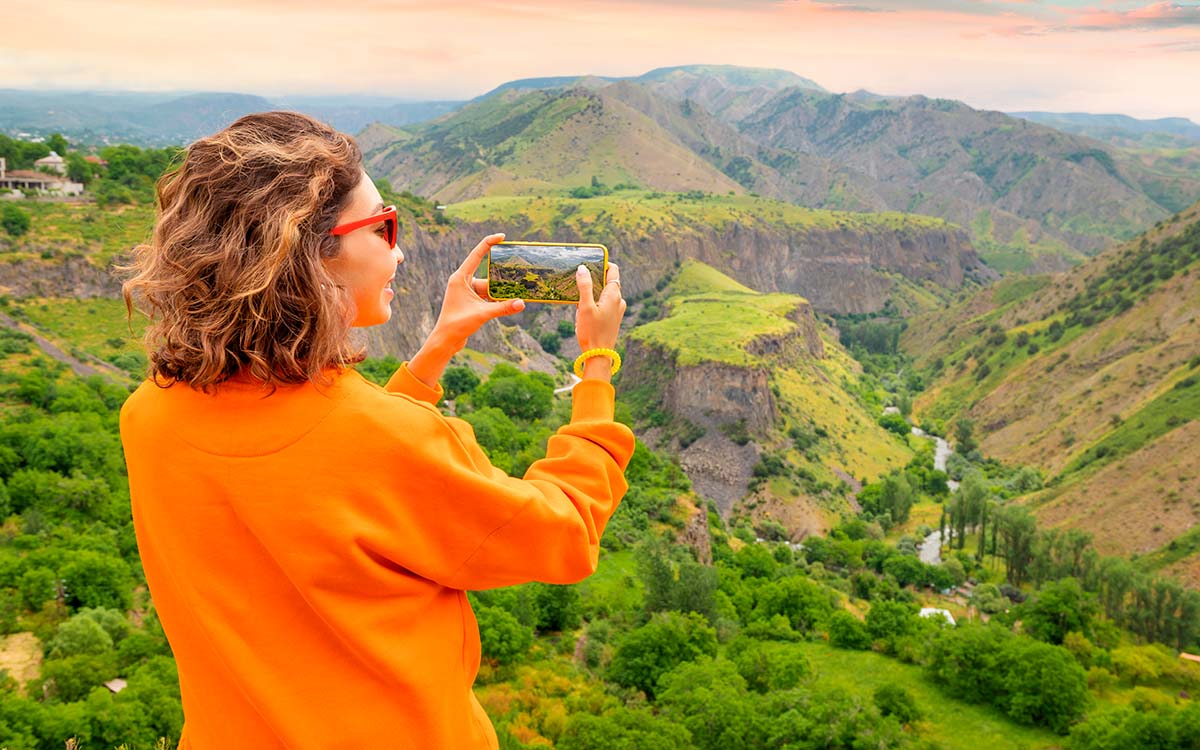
[4,0,1200,121]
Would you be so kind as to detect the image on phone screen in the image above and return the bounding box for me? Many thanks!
[486,242,607,303]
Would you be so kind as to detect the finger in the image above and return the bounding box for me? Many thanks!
[456,233,506,281]
[600,262,622,303]
[471,277,490,298]
[576,264,596,308]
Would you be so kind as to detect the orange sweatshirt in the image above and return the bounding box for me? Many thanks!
[119,363,635,749]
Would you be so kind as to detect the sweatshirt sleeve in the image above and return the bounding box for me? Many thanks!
[336,377,635,591]
[383,361,444,405]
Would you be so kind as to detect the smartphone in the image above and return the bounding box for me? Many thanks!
[485,242,609,304]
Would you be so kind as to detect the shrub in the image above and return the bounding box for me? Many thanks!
[828,610,872,650]
[874,684,922,724]
[1,204,30,236]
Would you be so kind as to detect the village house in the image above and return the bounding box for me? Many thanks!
[0,156,84,197]
[33,150,66,174]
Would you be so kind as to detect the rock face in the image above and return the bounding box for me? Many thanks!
[506,218,991,316]
[679,503,713,566]
[0,257,123,299]
[621,297,829,515]
[12,214,985,362]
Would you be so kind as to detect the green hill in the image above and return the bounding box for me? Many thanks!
[908,201,1200,584]
[364,87,744,203]
[621,260,914,532]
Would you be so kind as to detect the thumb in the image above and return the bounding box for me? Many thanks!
[486,298,525,320]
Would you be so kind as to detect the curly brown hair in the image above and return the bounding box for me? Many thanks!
[120,110,366,391]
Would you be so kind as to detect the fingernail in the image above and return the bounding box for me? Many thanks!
[512,299,524,310]
[577,265,586,275]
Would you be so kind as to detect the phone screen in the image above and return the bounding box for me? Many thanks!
[486,242,608,304]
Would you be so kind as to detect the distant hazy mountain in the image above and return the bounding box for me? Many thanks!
[1011,111,1200,148]
[476,64,822,111]
[0,89,464,146]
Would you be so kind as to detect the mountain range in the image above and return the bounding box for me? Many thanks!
[358,66,1200,270]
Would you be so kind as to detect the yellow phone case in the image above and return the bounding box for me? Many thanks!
[485,241,609,305]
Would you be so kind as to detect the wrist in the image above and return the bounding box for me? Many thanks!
[574,346,620,381]
[424,329,464,358]
[581,356,612,382]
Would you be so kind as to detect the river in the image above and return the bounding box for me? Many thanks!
[911,426,957,565]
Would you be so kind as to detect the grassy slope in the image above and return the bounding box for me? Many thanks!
[907,203,1200,580]
[793,641,1062,750]
[0,201,155,268]
[379,88,745,202]
[631,261,911,509]
[448,190,955,238]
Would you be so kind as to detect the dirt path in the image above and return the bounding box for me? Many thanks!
[0,311,130,382]
[0,632,42,696]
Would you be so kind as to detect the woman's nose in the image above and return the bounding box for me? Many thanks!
[393,245,404,265]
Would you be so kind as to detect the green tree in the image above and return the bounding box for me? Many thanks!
[866,599,918,647]
[60,551,134,612]
[607,612,718,698]
[37,653,119,702]
[48,615,113,658]
[954,418,978,454]
[474,604,533,665]
[926,623,1013,704]
[878,412,910,437]
[1020,577,1096,645]
[997,504,1038,586]
[474,366,554,421]
[726,638,811,693]
[66,152,93,184]
[656,658,766,750]
[532,583,579,632]
[441,366,481,399]
[46,133,69,156]
[828,610,872,650]
[882,554,927,588]
[1001,638,1089,733]
[751,576,836,633]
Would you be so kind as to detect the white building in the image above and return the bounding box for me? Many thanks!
[34,151,67,175]
[0,157,83,197]
[919,607,957,626]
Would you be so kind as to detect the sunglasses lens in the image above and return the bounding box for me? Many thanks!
[389,217,397,247]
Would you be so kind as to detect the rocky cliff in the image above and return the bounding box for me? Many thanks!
[0,256,122,299]
[462,206,994,316]
[7,207,988,364]
[620,296,833,515]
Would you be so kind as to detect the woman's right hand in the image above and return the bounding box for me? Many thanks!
[574,262,626,378]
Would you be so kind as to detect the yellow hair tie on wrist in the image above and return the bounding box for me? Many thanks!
[574,347,622,378]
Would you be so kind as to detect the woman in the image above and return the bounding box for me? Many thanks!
[119,111,634,749]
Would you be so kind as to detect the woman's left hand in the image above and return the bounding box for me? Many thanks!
[431,233,525,350]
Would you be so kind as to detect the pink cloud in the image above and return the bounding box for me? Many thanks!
[1069,1,1200,30]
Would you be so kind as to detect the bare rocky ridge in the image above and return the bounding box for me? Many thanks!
[0,256,122,299]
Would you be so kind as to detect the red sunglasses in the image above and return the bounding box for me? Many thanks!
[330,205,398,247]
